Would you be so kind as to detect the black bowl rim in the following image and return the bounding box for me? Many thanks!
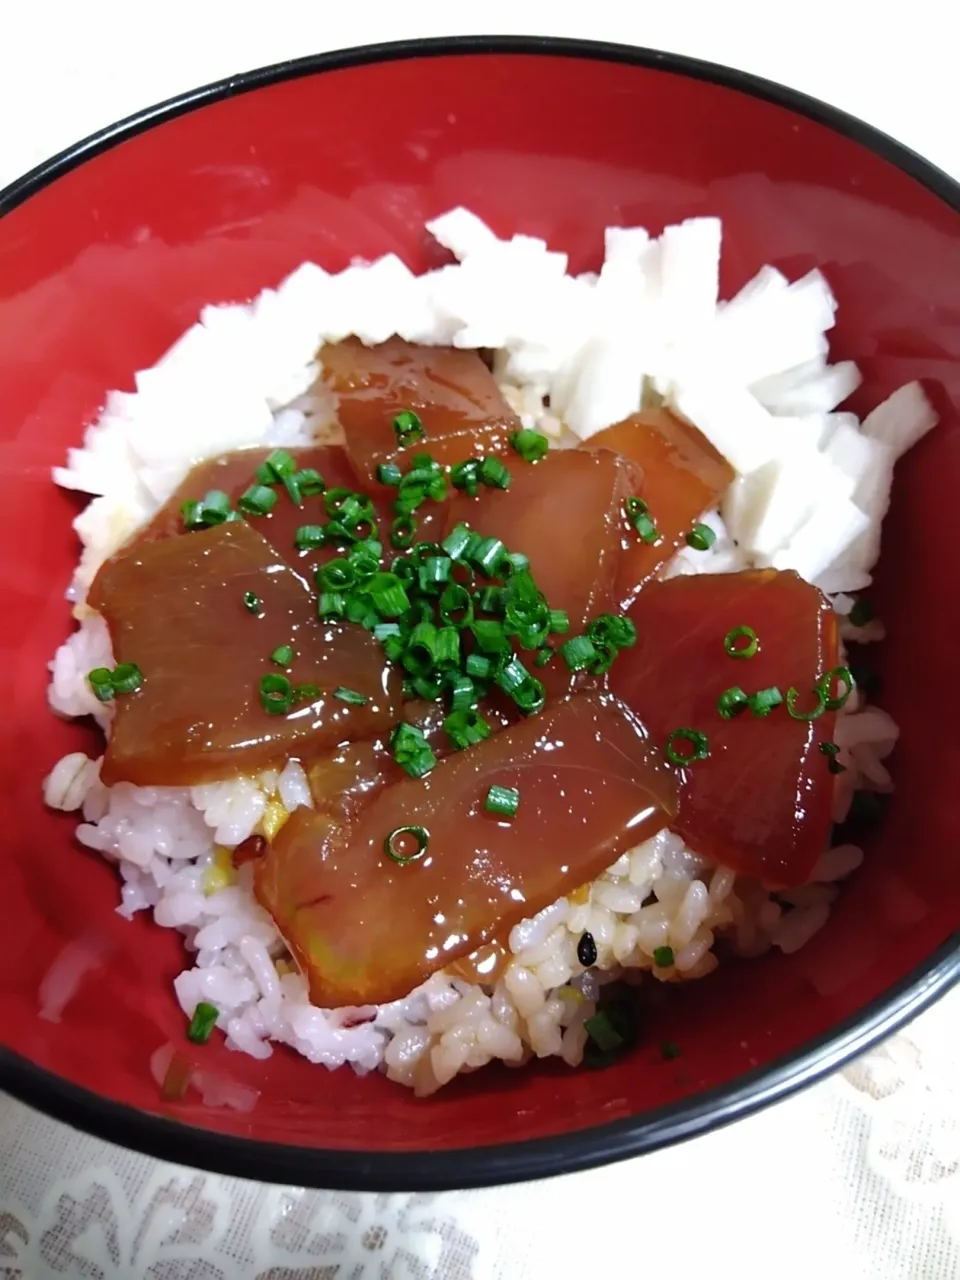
[2,33,959,1193]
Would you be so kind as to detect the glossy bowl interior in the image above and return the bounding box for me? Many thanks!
[1,37,959,1191]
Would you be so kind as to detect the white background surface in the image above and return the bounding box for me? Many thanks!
[1,5,958,1277]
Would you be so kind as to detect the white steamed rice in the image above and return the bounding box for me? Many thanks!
[42,209,933,1095]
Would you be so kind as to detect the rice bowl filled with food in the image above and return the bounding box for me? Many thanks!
[43,204,936,1100]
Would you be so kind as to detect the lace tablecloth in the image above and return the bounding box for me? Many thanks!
[2,6,958,1276]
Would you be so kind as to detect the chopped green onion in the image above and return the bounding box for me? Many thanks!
[281,470,303,506]
[408,540,445,565]
[475,585,505,616]
[418,556,452,594]
[626,498,660,544]
[295,683,322,704]
[716,686,748,719]
[390,515,416,549]
[848,599,874,628]
[317,591,346,621]
[392,409,424,447]
[366,572,410,618]
[495,654,530,698]
[411,671,444,700]
[410,451,442,474]
[186,1001,219,1045]
[560,635,597,672]
[243,591,262,615]
[374,621,402,642]
[377,461,404,487]
[346,598,379,629]
[587,613,637,651]
[350,561,379,592]
[181,488,232,530]
[444,708,492,750]
[660,1040,681,1061]
[401,621,438,676]
[237,484,278,516]
[294,468,325,496]
[501,552,529,577]
[87,663,143,700]
[325,516,376,545]
[442,523,474,561]
[324,487,369,528]
[534,646,554,668]
[819,741,847,774]
[450,459,482,496]
[259,673,294,715]
[198,490,229,518]
[509,428,550,463]
[510,619,550,651]
[392,486,425,516]
[270,644,295,667]
[664,728,710,766]
[465,653,494,679]
[471,619,510,655]
[587,642,618,676]
[433,625,461,669]
[334,687,368,706]
[686,523,717,551]
[180,499,204,530]
[513,677,546,715]
[471,536,506,577]
[447,673,478,711]
[383,824,430,864]
[747,686,783,717]
[438,583,474,628]
[724,625,759,659]
[652,945,675,968]
[817,666,854,711]
[785,685,827,721]
[484,784,520,819]
[479,456,511,490]
[262,448,296,478]
[294,524,326,550]
[87,667,116,702]
[111,663,143,695]
[318,559,355,591]
[390,722,437,779]
[352,536,383,559]
[584,1011,624,1054]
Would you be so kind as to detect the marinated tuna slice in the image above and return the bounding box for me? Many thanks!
[304,698,514,822]
[124,445,395,575]
[445,448,634,697]
[581,409,734,607]
[609,569,839,887]
[255,692,676,1007]
[89,520,400,786]
[321,337,520,482]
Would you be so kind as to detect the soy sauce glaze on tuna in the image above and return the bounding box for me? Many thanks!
[88,338,848,1006]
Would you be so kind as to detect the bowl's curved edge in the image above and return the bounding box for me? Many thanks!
[2,34,960,217]
[3,935,958,1191]
[2,33,959,1192]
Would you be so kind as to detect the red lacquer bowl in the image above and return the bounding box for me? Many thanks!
[2,36,959,1192]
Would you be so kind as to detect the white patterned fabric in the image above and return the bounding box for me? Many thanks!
[2,7,958,1277]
